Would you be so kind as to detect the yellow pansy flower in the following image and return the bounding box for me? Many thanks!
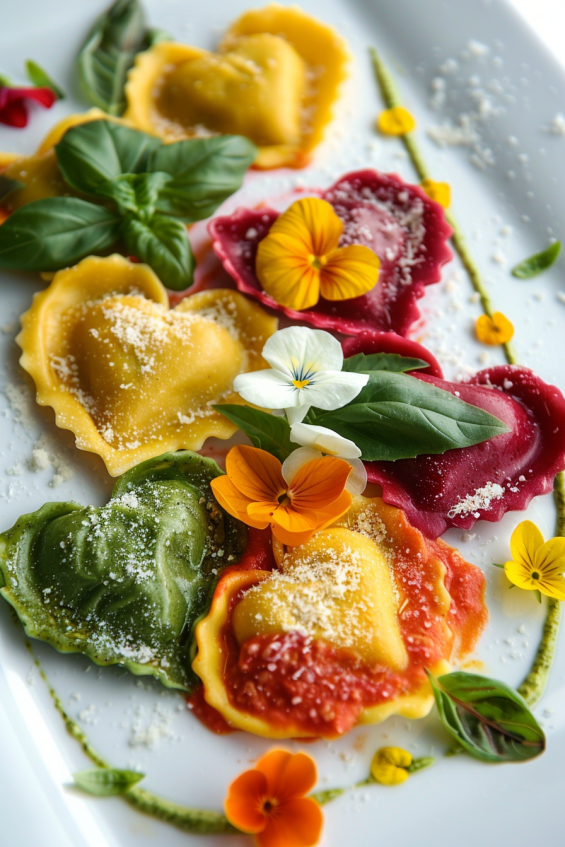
[370,747,412,786]
[420,178,451,208]
[504,521,565,601]
[476,311,514,345]
[255,197,380,311]
[376,106,416,136]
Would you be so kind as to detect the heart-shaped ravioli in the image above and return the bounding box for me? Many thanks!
[124,4,349,169]
[0,452,246,690]
[18,254,277,475]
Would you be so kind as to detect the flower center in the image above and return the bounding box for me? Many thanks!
[531,571,540,580]
[262,797,279,816]
[277,492,290,507]
[292,378,310,389]
[308,253,327,271]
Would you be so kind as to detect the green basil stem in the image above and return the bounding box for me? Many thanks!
[369,45,564,705]
[368,46,518,366]
[26,645,236,834]
[310,757,435,805]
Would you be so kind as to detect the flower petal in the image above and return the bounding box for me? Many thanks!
[281,447,322,486]
[286,405,310,425]
[262,327,344,378]
[320,245,380,301]
[476,312,514,345]
[344,457,367,495]
[224,768,269,834]
[233,369,298,410]
[292,369,368,412]
[377,106,416,135]
[504,558,538,591]
[313,488,353,530]
[271,524,316,546]
[510,521,545,570]
[226,445,286,503]
[255,749,318,798]
[268,197,342,257]
[211,475,269,530]
[289,456,351,510]
[270,504,320,535]
[289,423,362,458]
[257,798,323,847]
[256,232,321,311]
[535,536,565,575]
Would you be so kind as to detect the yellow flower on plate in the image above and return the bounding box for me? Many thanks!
[420,178,451,208]
[376,106,416,135]
[476,311,514,345]
[255,197,380,311]
[370,747,412,786]
[504,521,565,600]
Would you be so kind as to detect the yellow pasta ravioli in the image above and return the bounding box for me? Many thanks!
[18,254,277,476]
[124,3,349,169]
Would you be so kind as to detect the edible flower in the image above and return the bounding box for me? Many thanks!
[503,520,565,601]
[420,178,451,208]
[0,85,56,128]
[370,747,413,786]
[210,444,352,546]
[224,748,323,847]
[233,326,368,425]
[376,106,416,136]
[288,426,367,496]
[255,197,380,311]
[475,311,514,345]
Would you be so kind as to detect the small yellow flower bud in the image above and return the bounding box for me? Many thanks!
[420,178,451,209]
[370,746,412,786]
[376,107,416,136]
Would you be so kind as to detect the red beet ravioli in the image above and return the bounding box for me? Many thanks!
[209,170,453,336]
[365,365,565,538]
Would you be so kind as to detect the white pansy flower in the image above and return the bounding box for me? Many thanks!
[284,434,368,496]
[233,326,368,425]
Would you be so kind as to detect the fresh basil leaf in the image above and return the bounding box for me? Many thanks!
[215,405,296,462]
[427,670,545,763]
[0,198,120,272]
[343,352,429,374]
[25,60,65,99]
[511,241,561,279]
[0,175,24,202]
[121,213,194,290]
[148,136,257,222]
[78,0,147,116]
[74,769,144,796]
[308,371,510,461]
[100,172,170,220]
[0,452,246,690]
[55,120,162,195]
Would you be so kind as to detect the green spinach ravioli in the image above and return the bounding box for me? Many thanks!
[0,451,246,690]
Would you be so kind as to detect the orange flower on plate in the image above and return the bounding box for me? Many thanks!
[255,197,380,311]
[476,311,514,345]
[224,748,323,847]
[210,444,352,546]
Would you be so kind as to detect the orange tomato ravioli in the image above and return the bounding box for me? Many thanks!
[192,495,487,739]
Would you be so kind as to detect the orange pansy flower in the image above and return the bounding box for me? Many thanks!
[224,748,323,847]
[210,444,352,546]
[476,311,514,345]
[255,197,380,311]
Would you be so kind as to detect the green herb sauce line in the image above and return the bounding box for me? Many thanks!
[369,45,562,704]
[369,47,518,366]
[26,644,236,835]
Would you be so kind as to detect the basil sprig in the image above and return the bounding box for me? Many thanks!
[342,352,429,374]
[511,241,561,279]
[0,120,256,289]
[427,670,545,763]
[304,365,510,462]
[25,59,65,100]
[215,405,297,463]
[74,768,145,796]
[78,0,170,116]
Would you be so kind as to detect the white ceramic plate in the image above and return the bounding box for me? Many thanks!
[1,1,565,844]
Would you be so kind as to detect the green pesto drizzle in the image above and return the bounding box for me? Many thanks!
[369,46,564,706]
[369,47,518,366]
[26,645,236,835]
